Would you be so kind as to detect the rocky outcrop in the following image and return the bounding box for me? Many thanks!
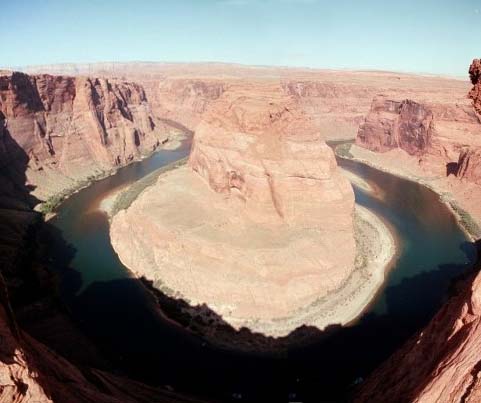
[111,84,356,335]
[353,59,481,403]
[356,97,434,155]
[355,91,481,185]
[281,80,373,140]
[0,71,177,200]
[189,84,355,227]
[456,147,481,185]
[469,59,481,117]
[0,289,210,402]
[143,78,225,131]
[355,266,481,403]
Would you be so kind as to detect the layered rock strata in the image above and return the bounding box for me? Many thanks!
[469,58,481,117]
[111,84,357,334]
[23,62,472,143]
[353,59,481,402]
[355,266,481,403]
[356,98,434,155]
[0,71,178,201]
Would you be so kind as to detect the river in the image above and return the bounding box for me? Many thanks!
[48,138,476,402]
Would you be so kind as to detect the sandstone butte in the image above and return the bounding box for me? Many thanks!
[353,60,481,402]
[110,83,357,335]
[0,61,480,401]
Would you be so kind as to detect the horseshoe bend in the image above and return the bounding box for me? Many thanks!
[3,4,481,402]
[109,83,395,337]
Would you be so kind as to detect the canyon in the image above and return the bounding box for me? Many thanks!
[110,83,364,337]
[352,59,481,402]
[1,60,480,402]
[0,70,183,203]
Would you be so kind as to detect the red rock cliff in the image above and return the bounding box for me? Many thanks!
[356,97,434,155]
[189,83,355,228]
[0,71,176,200]
[354,59,481,403]
[355,267,481,403]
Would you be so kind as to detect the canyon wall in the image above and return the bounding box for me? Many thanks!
[189,83,355,227]
[143,78,225,131]
[0,71,177,201]
[0,292,209,402]
[22,63,471,143]
[469,59,481,117]
[356,98,434,155]
[355,93,481,182]
[354,60,481,402]
[355,265,481,403]
[0,70,205,402]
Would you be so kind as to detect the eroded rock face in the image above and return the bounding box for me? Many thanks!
[355,268,481,403]
[353,59,481,403]
[144,78,225,131]
[111,84,356,333]
[189,84,355,227]
[469,59,481,117]
[0,291,210,402]
[356,97,434,155]
[0,71,174,200]
[456,147,481,185]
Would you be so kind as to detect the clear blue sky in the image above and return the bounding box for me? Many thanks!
[2,0,480,77]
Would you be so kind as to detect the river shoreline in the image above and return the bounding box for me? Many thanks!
[106,162,397,348]
[334,142,481,243]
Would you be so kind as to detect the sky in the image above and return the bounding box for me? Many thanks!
[1,0,481,77]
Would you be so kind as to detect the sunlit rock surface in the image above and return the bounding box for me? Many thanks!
[111,83,356,335]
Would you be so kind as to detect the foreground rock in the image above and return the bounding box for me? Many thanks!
[0,290,211,402]
[0,70,204,402]
[355,263,481,403]
[111,84,360,336]
[469,59,481,117]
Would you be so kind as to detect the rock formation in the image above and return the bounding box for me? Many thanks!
[355,93,481,182]
[469,59,481,117]
[356,97,434,155]
[145,78,225,131]
[0,290,210,402]
[353,59,481,402]
[0,71,178,201]
[456,147,481,185]
[111,84,356,335]
[189,84,355,227]
[355,266,481,403]
[24,62,472,143]
[0,70,205,402]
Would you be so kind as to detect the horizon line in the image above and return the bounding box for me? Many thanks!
[0,59,470,81]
